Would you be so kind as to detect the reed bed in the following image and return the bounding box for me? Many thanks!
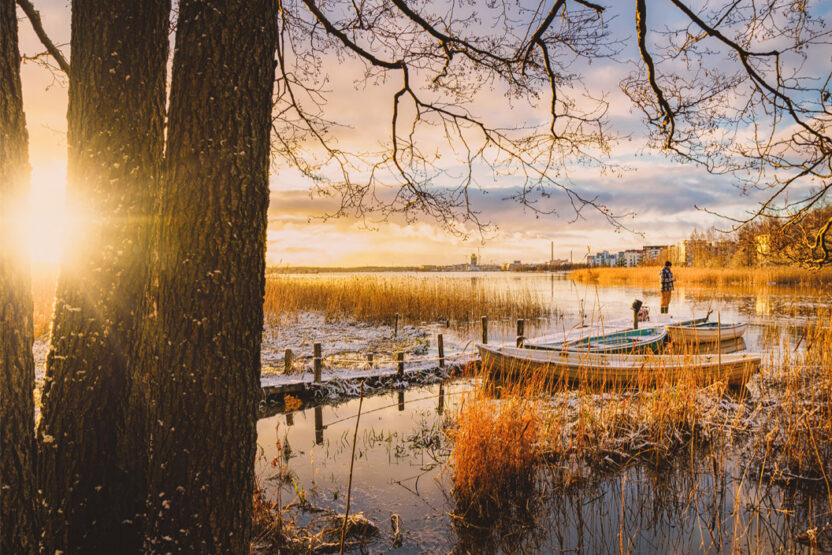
[752,312,832,486]
[451,308,832,519]
[570,265,832,288]
[449,396,540,510]
[263,274,551,325]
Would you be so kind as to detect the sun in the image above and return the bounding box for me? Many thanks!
[27,165,68,265]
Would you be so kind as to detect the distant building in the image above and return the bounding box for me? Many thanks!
[642,245,667,263]
[589,250,618,267]
[620,249,643,267]
[667,240,692,266]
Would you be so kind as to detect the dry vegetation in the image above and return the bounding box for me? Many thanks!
[264,274,551,325]
[570,265,832,288]
[450,309,832,518]
[448,397,540,510]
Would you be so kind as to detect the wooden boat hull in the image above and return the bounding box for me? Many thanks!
[478,344,760,387]
[667,322,747,344]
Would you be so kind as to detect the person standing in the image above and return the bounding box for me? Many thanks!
[660,261,676,314]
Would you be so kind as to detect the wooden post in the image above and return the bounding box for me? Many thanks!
[284,348,293,374]
[717,312,722,372]
[437,334,445,370]
[481,316,488,344]
[396,351,404,378]
[437,383,445,414]
[394,313,399,337]
[397,390,405,412]
[516,319,525,347]
[367,352,374,368]
[633,308,639,330]
[313,342,322,383]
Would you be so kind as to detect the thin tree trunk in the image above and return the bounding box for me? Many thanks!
[132,0,276,551]
[36,0,169,551]
[0,0,37,552]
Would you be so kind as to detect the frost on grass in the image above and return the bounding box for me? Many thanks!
[260,312,431,376]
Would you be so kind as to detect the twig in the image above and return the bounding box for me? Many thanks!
[16,0,69,75]
[340,380,365,554]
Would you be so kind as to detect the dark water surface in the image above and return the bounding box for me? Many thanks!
[257,382,827,553]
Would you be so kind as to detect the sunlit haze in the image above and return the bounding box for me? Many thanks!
[16,0,826,268]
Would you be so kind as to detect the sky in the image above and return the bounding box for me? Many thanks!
[16,0,819,267]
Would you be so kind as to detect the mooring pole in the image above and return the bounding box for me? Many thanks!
[516,319,525,347]
[481,316,488,344]
[437,334,445,370]
[313,342,322,383]
[396,351,404,379]
[284,348,293,374]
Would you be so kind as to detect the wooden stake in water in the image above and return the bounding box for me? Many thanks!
[516,319,525,348]
[313,343,322,383]
[717,312,722,373]
[481,316,488,344]
[396,351,404,378]
[367,352,374,368]
[340,381,365,554]
[284,348,293,374]
[394,313,399,337]
[437,334,445,370]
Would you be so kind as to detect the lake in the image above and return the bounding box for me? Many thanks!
[255,272,831,552]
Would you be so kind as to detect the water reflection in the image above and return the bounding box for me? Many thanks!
[256,382,829,553]
[432,271,830,360]
[314,405,323,445]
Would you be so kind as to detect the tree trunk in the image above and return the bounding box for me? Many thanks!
[0,1,37,552]
[36,0,169,552]
[131,0,276,550]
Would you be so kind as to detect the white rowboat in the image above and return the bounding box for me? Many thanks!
[666,322,747,344]
[478,344,760,387]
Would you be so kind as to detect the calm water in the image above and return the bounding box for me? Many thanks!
[303,271,829,353]
[257,273,830,552]
[257,382,826,553]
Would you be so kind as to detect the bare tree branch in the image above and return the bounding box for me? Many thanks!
[15,0,69,75]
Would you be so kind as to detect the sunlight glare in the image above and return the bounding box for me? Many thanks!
[27,165,68,264]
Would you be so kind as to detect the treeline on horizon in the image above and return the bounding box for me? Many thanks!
[652,204,832,269]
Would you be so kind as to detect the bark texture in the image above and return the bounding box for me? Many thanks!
[132,0,276,551]
[36,0,169,552]
[0,1,37,552]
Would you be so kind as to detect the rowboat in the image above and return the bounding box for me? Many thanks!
[478,344,761,387]
[666,321,747,343]
[529,326,668,354]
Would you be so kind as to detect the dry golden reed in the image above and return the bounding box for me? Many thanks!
[570,265,832,288]
[263,274,550,325]
[449,396,540,507]
[759,309,832,485]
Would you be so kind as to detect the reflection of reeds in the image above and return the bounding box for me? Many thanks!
[263,275,551,325]
[570,265,832,288]
[757,310,832,488]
